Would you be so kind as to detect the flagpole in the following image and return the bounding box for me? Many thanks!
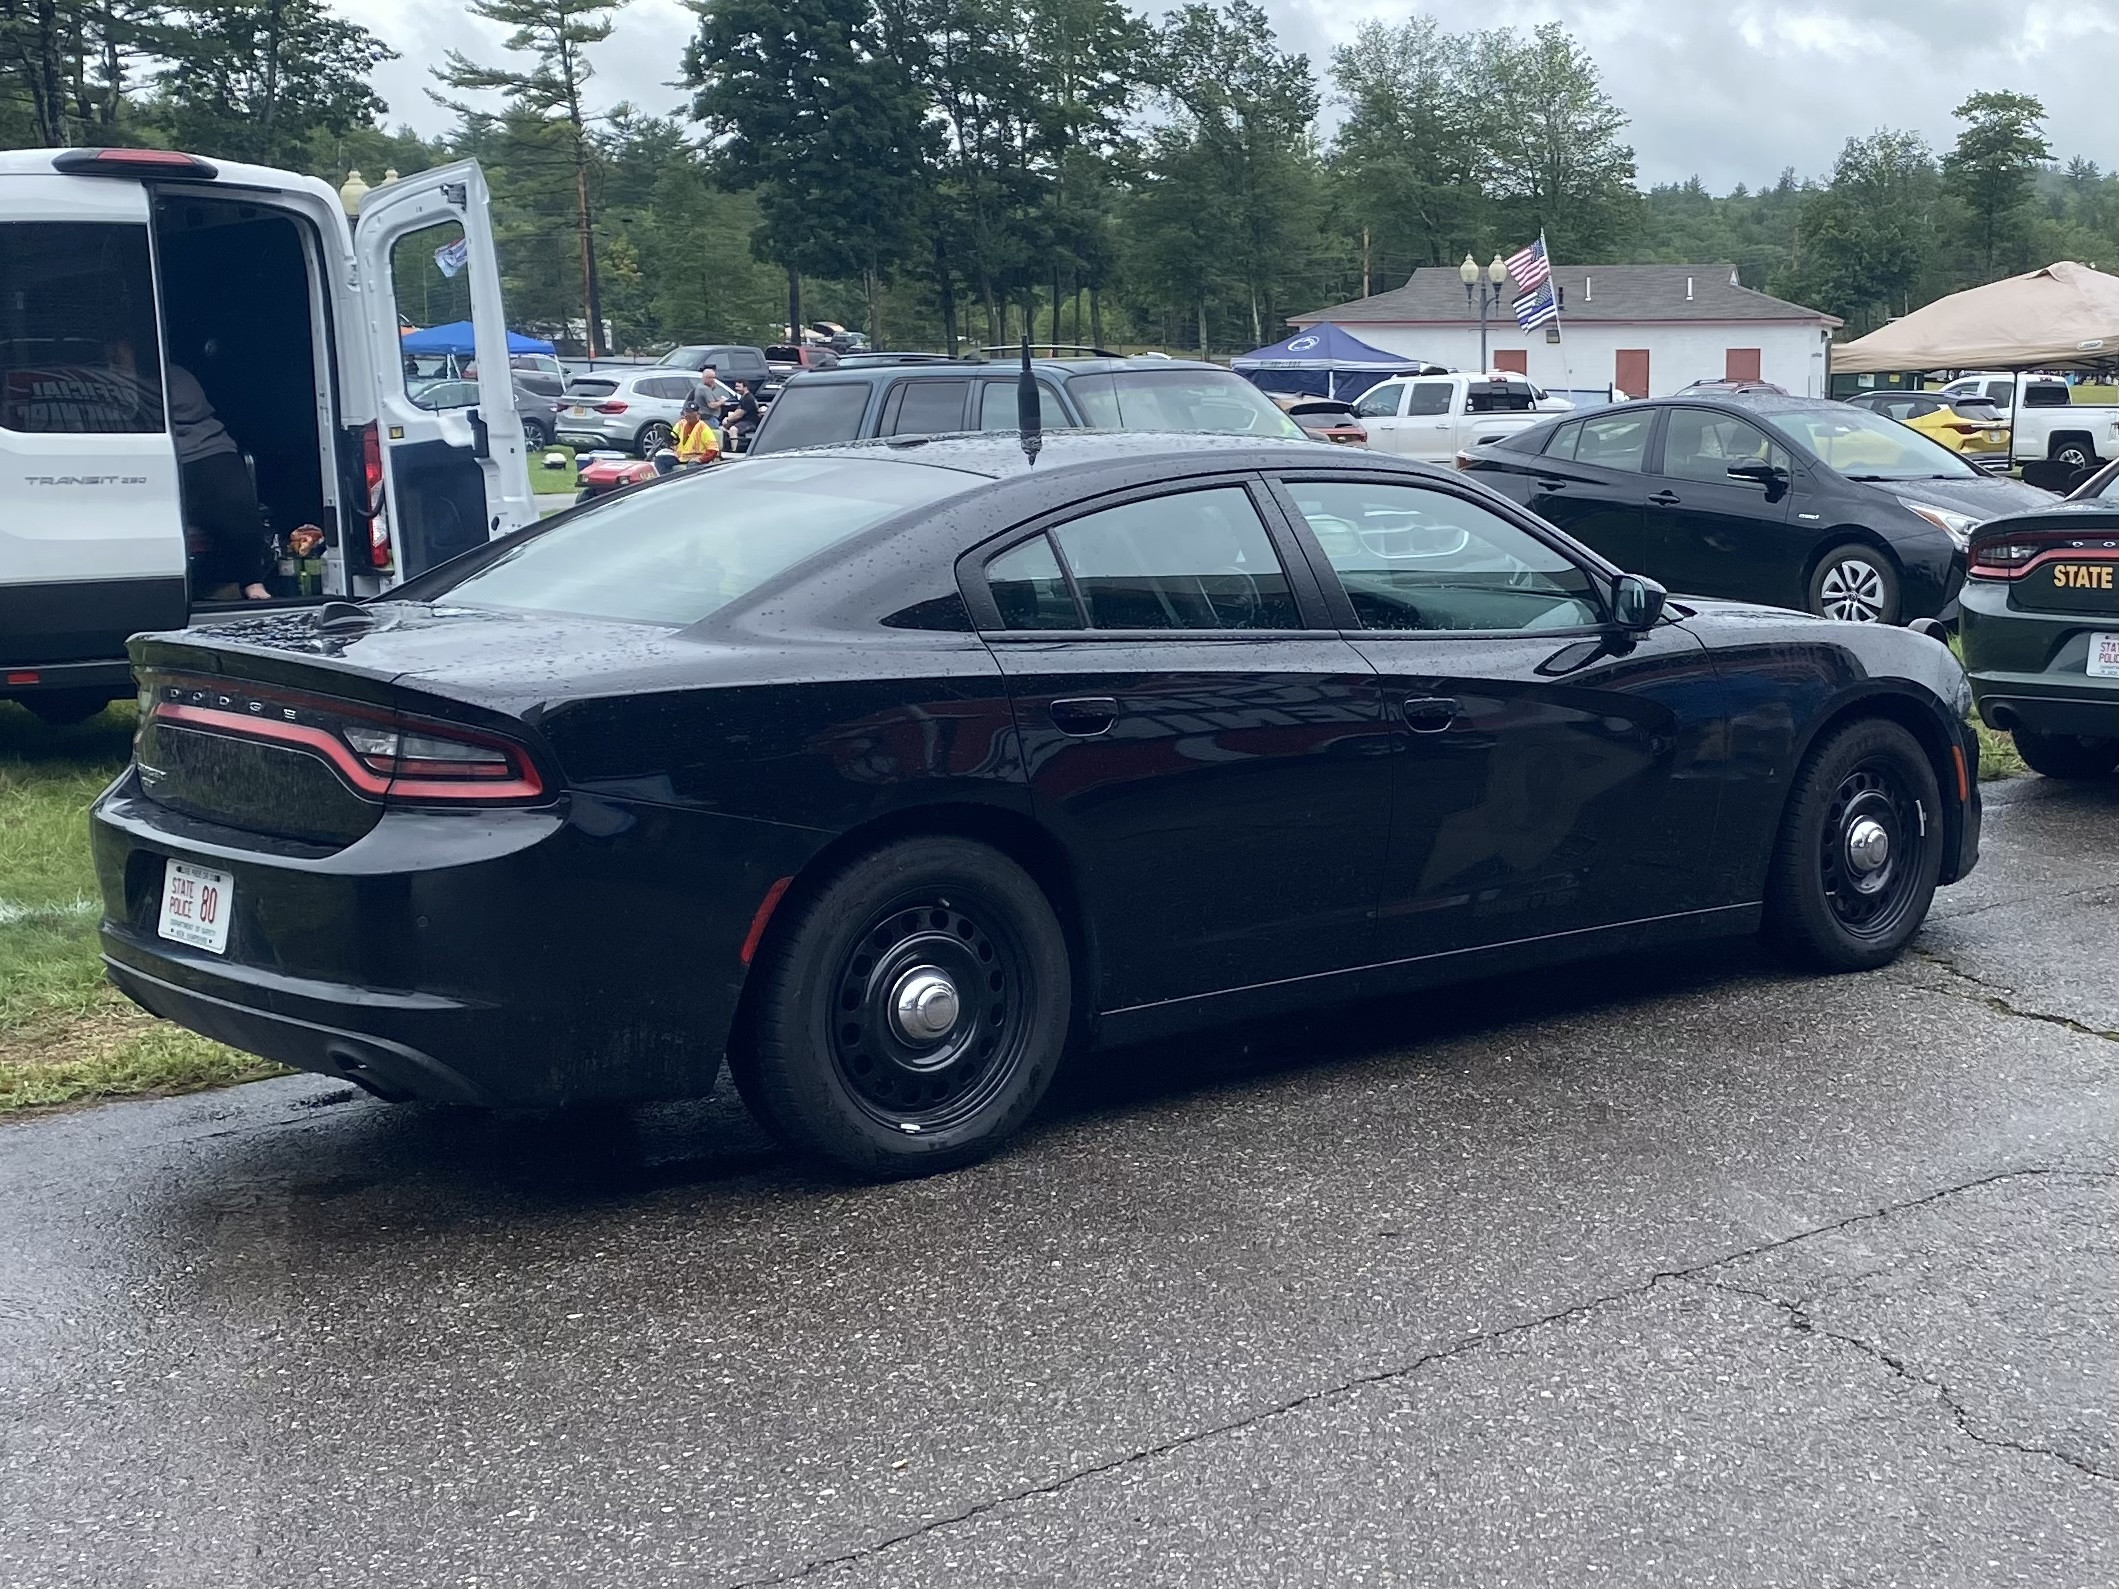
[1543,229,1575,400]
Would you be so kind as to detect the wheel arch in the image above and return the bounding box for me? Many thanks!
[1788,684,1970,885]
[2046,429,2099,463]
[728,799,1101,1061]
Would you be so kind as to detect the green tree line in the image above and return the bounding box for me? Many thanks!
[3,0,2112,352]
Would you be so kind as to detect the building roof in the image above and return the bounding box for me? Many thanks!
[1295,265,1841,328]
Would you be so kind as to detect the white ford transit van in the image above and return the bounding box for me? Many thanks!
[1,148,535,724]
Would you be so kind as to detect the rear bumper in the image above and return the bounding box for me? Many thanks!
[1959,577,2118,741]
[1,658,136,700]
[91,773,828,1107]
[1973,682,2118,740]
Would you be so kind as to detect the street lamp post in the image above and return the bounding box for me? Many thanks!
[1459,252,1511,370]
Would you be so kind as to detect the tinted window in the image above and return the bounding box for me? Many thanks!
[749,381,870,452]
[1284,480,1601,634]
[566,379,618,399]
[1049,487,1298,630]
[1404,381,1454,416]
[1573,410,1652,472]
[0,222,163,433]
[1352,383,1404,419]
[1662,408,1789,483]
[424,457,969,625]
[977,380,1072,431]
[1775,405,1976,480]
[1543,419,1582,458]
[2023,383,2070,408]
[882,378,970,436]
[766,345,802,362]
[1982,381,2012,403]
[632,377,684,400]
[1466,380,1536,413]
[1067,370,1303,438]
[986,534,1079,629]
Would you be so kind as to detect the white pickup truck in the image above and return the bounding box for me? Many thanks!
[1935,373,2119,470]
[1348,372,1568,463]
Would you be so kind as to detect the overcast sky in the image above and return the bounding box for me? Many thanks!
[342,0,2117,192]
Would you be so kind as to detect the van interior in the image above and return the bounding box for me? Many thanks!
[152,193,341,603]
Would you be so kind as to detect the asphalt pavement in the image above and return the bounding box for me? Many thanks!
[2,775,2113,1588]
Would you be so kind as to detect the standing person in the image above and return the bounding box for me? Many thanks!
[168,363,271,601]
[696,364,739,423]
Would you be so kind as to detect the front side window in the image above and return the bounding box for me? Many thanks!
[1661,408,1789,484]
[1282,479,1602,634]
[1045,486,1299,630]
[1067,370,1302,438]
[1352,383,1405,420]
[1404,381,1454,416]
[0,221,163,433]
[749,381,869,453]
[417,457,971,626]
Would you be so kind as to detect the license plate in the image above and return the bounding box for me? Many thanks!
[2091,632,2119,678]
[1985,429,2006,442]
[568,405,592,416]
[158,859,232,954]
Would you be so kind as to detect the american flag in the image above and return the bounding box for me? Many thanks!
[1504,236,1550,292]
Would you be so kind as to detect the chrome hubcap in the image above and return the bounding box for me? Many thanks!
[1819,559,1886,622]
[890,967,961,1043]
[1845,817,1890,875]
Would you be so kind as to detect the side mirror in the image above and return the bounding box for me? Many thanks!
[1611,573,1668,632]
[1726,461,1786,486]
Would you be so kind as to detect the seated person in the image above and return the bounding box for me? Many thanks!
[169,363,270,600]
[672,397,720,465]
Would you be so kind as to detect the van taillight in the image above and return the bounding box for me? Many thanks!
[362,423,392,570]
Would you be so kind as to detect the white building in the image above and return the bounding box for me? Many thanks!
[1291,265,1841,399]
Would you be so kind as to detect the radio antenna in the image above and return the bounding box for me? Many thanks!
[1017,333,1042,464]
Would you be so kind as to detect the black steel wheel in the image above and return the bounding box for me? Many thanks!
[2010,727,2119,780]
[732,836,1070,1177]
[1765,717,1943,970]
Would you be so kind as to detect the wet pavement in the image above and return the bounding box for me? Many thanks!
[2,774,2113,1588]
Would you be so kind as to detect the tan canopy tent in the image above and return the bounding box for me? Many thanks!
[1830,261,2119,373]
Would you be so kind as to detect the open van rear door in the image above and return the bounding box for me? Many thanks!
[351,161,535,583]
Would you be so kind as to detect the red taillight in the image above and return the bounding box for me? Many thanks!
[362,423,392,570]
[53,147,218,179]
[594,400,629,414]
[149,681,543,806]
[1967,529,2118,581]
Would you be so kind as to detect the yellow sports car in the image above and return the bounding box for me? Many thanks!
[1845,391,2011,473]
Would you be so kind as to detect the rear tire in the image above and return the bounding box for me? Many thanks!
[22,690,113,727]
[2050,438,2096,471]
[522,416,553,448]
[2010,727,2119,780]
[1808,543,1900,625]
[730,836,1071,1178]
[1765,717,1942,971]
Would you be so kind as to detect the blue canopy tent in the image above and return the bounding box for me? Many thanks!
[1231,322,1437,400]
[399,321,557,357]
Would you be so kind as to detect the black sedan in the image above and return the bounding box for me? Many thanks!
[93,434,1979,1177]
[1958,463,2118,779]
[1464,394,2048,624]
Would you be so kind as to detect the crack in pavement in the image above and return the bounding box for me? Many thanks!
[725,1165,2119,1589]
[1932,883,2117,924]
[1909,948,2119,1044]
[1696,1272,2117,1486]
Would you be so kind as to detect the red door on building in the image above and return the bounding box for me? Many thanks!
[1493,349,1528,374]
[1725,347,1762,381]
[1616,349,1650,398]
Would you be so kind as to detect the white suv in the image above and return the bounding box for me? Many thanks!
[556,370,712,456]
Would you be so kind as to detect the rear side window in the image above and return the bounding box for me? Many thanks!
[1573,410,1653,472]
[881,378,971,436]
[1046,487,1298,630]
[750,381,870,452]
[0,222,163,433]
[986,535,1079,629]
[1404,381,1454,416]
[976,380,1071,431]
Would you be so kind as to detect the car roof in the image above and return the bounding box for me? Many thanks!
[782,355,1230,383]
[765,428,1432,480]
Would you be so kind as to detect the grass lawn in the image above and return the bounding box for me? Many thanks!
[528,442,578,497]
[0,702,283,1113]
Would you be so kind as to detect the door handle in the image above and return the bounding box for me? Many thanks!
[1648,489,1681,507]
[1049,696,1119,737]
[1536,479,1567,490]
[1400,696,1459,733]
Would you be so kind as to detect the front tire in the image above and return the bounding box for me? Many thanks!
[731,836,1071,1178]
[1808,544,1900,624]
[2011,726,2119,780]
[1765,717,1943,970]
[635,421,674,456]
